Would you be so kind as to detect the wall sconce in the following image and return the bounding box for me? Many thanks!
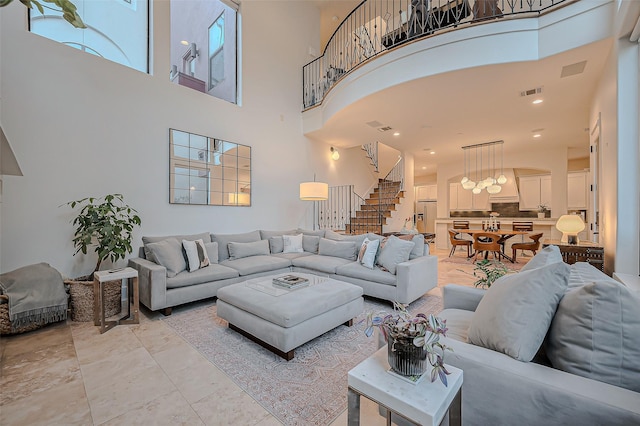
[330,147,340,161]
[556,214,585,244]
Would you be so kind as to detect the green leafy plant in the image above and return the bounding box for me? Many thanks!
[65,194,141,279]
[472,259,509,288]
[1,0,86,28]
[538,204,549,213]
[365,302,451,386]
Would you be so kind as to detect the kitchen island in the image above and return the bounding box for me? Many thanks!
[434,218,561,253]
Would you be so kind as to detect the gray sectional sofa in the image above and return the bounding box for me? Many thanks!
[437,246,640,425]
[128,228,437,314]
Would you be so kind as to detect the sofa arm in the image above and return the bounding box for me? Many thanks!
[443,284,486,311]
[395,255,438,304]
[128,257,168,311]
[441,336,640,425]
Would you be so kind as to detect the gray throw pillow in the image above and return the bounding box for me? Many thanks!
[205,242,219,264]
[318,238,357,260]
[467,261,571,361]
[302,235,320,253]
[545,280,640,392]
[376,235,414,275]
[259,229,297,240]
[396,234,425,259]
[269,236,284,254]
[212,230,261,261]
[296,228,326,237]
[228,240,270,260]
[520,244,562,272]
[142,232,210,263]
[146,238,186,278]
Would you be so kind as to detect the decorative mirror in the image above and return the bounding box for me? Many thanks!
[169,129,251,206]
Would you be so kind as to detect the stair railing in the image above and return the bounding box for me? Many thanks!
[375,155,405,228]
[317,185,385,234]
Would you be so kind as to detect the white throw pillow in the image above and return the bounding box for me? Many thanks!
[283,233,304,253]
[182,239,210,272]
[357,238,380,269]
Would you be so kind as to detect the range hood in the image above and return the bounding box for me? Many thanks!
[488,169,519,202]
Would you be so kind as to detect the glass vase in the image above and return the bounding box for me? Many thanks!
[387,336,428,376]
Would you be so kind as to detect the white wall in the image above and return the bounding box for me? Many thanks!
[0,0,322,277]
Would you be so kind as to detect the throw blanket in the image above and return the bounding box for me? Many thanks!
[0,263,68,331]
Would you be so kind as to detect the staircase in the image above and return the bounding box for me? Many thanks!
[345,179,404,234]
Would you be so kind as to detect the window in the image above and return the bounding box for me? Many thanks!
[29,0,149,74]
[209,13,225,89]
[170,0,238,104]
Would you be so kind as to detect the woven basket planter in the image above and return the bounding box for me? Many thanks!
[67,279,122,322]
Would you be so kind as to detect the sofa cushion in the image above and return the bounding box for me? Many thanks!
[520,244,562,272]
[145,238,186,278]
[211,230,261,261]
[259,229,297,240]
[271,252,313,261]
[182,239,210,272]
[269,236,284,254]
[438,308,474,342]
[205,242,219,264]
[318,238,357,260]
[376,235,414,275]
[283,234,304,253]
[292,254,353,274]
[303,235,320,253]
[397,234,426,259]
[296,228,326,238]
[221,255,291,276]
[467,261,570,362]
[166,264,239,289]
[545,279,640,392]
[335,262,395,285]
[357,237,380,269]
[142,232,211,263]
[228,240,270,260]
[568,261,606,290]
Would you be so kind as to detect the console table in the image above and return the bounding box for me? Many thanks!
[542,239,604,271]
[347,346,463,426]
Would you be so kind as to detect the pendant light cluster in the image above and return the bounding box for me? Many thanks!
[461,140,507,195]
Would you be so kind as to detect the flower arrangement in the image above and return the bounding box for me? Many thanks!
[365,302,451,386]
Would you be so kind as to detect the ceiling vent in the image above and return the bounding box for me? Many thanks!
[561,60,587,78]
[378,126,393,132]
[520,87,543,97]
[366,120,383,128]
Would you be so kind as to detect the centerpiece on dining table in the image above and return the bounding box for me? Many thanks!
[365,302,452,386]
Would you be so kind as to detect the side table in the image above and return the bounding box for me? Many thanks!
[542,239,604,271]
[348,346,463,426]
[93,267,139,334]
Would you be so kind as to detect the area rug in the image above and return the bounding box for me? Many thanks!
[162,294,443,425]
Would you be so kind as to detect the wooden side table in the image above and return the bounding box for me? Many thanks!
[93,267,139,334]
[348,346,463,426]
[542,239,604,271]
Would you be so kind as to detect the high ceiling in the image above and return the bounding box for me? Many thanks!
[309,2,613,177]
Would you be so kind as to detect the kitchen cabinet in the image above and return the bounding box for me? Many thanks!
[568,171,588,209]
[519,175,551,210]
[416,184,437,201]
[449,183,490,211]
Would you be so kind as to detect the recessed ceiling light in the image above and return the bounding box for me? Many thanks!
[532,99,543,104]
[422,166,427,170]
[430,151,435,155]
[181,40,189,45]
[393,132,400,136]
[533,134,542,138]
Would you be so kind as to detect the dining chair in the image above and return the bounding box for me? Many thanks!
[472,232,502,262]
[511,233,544,262]
[452,220,470,229]
[448,229,472,257]
[512,221,534,243]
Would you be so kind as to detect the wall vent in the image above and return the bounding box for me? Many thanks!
[561,61,587,78]
[378,126,393,132]
[520,87,543,97]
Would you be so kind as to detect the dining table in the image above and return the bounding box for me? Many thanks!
[454,229,531,263]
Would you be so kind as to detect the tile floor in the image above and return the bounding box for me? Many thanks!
[0,248,512,425]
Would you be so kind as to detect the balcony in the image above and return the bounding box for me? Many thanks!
[303,0,574,110]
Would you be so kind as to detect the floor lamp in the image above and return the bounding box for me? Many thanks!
[299,181,328,230]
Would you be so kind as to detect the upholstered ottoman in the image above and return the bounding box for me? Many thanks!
[217,273,364,360]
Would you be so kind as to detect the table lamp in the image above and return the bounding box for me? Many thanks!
[556,214,585,245]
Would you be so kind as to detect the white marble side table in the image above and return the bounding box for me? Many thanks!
[348,346,463,426]
[93,267,139,334]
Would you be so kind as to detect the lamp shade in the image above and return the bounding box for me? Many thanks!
[299,182,328,201]
[556,214,585,243]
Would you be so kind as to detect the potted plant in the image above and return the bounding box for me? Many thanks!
[63,193,141,321]
[0,0,86,28]
[537,204,549,218]
[365,302,451,385]
[472,259,510,288]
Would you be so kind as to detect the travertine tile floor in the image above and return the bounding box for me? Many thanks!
[0,248,494,425]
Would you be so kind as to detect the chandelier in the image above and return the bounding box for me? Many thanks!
[461,140,507,194]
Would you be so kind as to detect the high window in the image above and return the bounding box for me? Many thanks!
[170,0,238,104]
[29,0,149,74]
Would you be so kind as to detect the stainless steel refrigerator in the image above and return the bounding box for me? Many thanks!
[416,201,437,234]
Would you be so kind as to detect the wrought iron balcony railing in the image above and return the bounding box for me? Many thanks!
[303,0,572,109]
